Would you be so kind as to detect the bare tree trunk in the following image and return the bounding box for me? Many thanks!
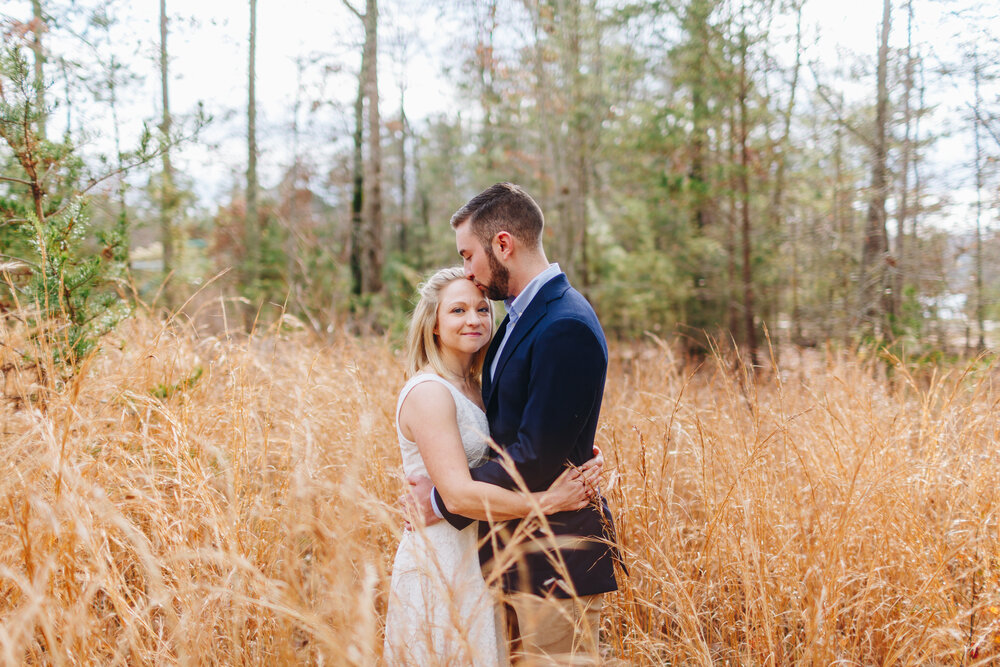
[566,0,590,287]
[30,0,46,140]
[361,0,383,295]
[529,4,557,237]
[349,74,364,297]
[727,103,740,341]
[684,0,715,354]
[972,47,985,352]
[587,11,604,292]
[288,57,303,284]
[770,1,802,243]
[285,56,308,286]
[859,0,891,337]
[342,0,375,298]
[159,0,175,309]
[912,55,923,245]
[688,0,711,234]
[790,209,802,344]
[912,55,925,338]
[768,2,802,348]
[415,141,429,269]
[476,0,499,172]
[245,0,260,288]
[738,23,758,368]
[833,120,846,340]
[895,0,915,321]
[398,89,409,254]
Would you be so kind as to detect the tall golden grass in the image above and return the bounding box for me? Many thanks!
[1,313,998,665]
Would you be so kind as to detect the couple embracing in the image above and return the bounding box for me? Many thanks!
[384,183,619,665]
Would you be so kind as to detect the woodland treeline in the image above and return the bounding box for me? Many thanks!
[1,0,999,366]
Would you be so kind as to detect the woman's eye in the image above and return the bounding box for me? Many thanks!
[452,308,464,314]
[478,307,490,313]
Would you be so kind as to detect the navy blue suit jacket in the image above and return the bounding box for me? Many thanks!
[434,273,619,598]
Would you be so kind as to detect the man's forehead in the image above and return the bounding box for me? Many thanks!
[455,224,473,250]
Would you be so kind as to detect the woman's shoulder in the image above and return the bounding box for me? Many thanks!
[398,373,456,410]
[397,375,457,431]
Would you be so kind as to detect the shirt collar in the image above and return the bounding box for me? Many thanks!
[503,263,561,324]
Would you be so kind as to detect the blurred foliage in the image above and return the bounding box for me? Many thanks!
[2,1,998,358]
[0,45,132,368]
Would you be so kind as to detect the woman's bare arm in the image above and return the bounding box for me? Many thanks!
[400,382,595,521]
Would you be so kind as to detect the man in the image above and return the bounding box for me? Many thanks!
[407,182,618,664]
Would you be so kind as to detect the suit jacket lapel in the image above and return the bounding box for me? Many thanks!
[484,274,569,408]
[482,313,509,401]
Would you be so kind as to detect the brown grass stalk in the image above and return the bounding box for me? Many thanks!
[1,313,998,664]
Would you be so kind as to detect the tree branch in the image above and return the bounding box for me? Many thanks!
[0,174,32,186]
[46,125,202,221]
[968,102,1000,150]
[810,65,875,150]
[340,0,363,20]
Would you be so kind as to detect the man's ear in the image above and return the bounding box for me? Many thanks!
[492,230,514,259]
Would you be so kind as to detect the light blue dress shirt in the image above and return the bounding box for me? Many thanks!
[489,263,562,380]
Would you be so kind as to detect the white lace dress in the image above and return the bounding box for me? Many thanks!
[384,373,504,666]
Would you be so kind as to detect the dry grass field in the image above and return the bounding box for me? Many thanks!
[1,313,998,665]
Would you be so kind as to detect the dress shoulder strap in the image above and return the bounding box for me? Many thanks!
[395,373,458,430]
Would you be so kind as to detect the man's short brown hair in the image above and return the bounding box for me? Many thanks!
[450,182,544,249]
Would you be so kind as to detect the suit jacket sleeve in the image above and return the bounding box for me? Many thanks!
[433,485,475,530]
[470,316,607,491]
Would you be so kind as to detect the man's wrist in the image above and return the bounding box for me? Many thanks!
[429,488,444,519]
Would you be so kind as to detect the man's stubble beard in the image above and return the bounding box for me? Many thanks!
[482,246,511,302]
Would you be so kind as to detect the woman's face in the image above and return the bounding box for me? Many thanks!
[434,279,492,357]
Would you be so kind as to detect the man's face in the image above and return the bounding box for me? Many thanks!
[455,221,510,301]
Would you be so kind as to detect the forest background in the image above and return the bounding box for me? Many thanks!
[2,0,999,361]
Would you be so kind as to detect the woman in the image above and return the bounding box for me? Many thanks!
[384,267,601,666]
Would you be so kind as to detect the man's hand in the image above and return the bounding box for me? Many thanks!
[400,474,442,528]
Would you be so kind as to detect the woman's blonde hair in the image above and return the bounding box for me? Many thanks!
[404,267,495,384]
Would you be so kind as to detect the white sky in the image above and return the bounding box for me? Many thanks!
[3,0,998,230]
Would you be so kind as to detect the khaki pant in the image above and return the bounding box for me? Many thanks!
[503,592,603,665]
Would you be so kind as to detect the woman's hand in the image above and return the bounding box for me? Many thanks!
[538,466,590,514]
[538,447,605,514]
[575,445,604,500]
[579,445,604,479]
